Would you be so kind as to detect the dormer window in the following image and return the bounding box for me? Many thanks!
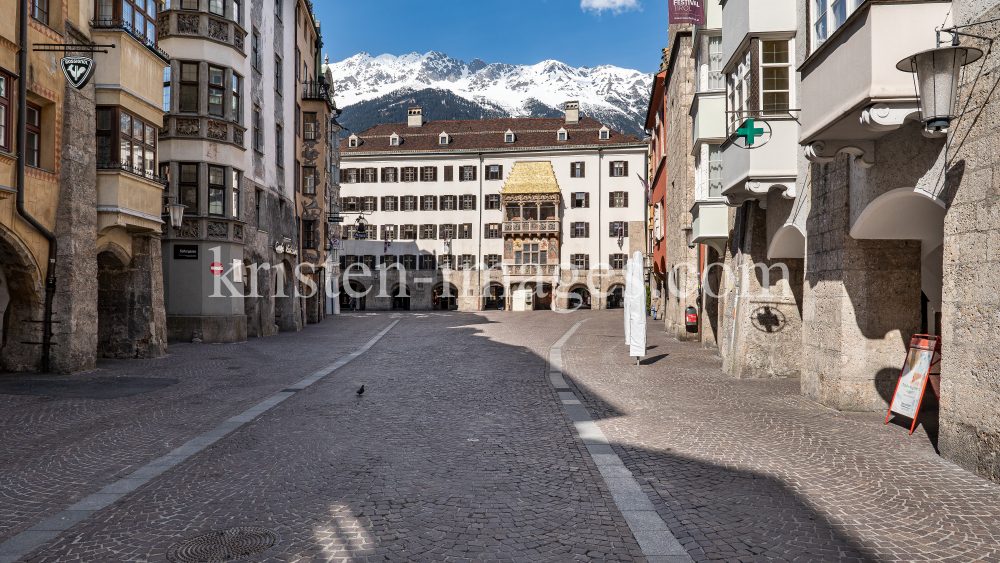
[599,126,610,140]
[505,129,515,143]
[390,132,400,146]
[439,132,450,145]
[348,134,359,148]
[557,128,567,142]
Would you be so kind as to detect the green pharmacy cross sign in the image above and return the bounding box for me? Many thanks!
[732,117,772,149]
[737,119,764,146]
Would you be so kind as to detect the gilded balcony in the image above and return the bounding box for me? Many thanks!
[502,220,560,234]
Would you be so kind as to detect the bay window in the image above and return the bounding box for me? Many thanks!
[97,107,156,177]
[813,0,858,48]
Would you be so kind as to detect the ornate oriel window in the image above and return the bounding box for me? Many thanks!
[96,106,157,178]
[95,0,159,44]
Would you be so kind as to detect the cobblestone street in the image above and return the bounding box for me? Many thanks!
[2,311,1000,562]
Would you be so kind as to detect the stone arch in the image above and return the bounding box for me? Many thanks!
[0,222,46,371]
[96,236,167,359]
[606,284,625,309]
[768,224,806,260]
[97,241,132,268]
[484,282,506,310]
[390,283,410,310]
[431,282,458,310]
[340,279,369,311]
[567,283,592,310]
[0,221,44,302]
[850,187,946,309]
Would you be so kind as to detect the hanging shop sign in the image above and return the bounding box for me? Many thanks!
[330,237,340,250]
[34,43,115,90]
[669,0,705,24]
[60,56,95,89]
[885,334,942,434]
[731,118,772,149]
[354,216,370,240]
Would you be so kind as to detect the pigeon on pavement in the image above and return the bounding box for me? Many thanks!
[356,385,365,396]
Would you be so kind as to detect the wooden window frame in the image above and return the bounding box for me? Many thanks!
[179,61,199,113]
[302,165,316,195]
[208,165,227,216]
[179,162,199,213]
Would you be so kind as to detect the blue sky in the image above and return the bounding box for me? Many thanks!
[314,0,670,72]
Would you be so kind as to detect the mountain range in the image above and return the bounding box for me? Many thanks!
[326,51,654,138]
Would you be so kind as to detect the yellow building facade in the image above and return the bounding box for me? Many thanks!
[0,0,168,372]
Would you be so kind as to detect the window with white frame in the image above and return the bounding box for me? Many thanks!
[727,51,751,133]
[707,36,724,90]
[761,40,791,116]
[813,0,857,48]
[708,144,723,198]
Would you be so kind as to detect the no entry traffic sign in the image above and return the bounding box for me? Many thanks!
[210,261,224,276]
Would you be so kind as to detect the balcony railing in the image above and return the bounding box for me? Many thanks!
[97,160,168,185]
[90,18,170,62]
[502,220,560,234]
[301,81,333,103]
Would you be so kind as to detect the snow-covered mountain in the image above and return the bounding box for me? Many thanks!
[327,51,654,137]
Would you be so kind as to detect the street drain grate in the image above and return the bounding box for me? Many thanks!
[166,527,279,563]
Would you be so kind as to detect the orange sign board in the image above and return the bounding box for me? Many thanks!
[885,335,941,434]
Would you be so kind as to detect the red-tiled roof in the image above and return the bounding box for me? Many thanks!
[340,116,643,155]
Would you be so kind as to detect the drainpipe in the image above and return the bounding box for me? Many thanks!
[17,0,58,373]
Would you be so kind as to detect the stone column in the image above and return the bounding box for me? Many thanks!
[801,155,922,410]
[50,57,98,374]
[720,200,804,379]
[937,0,1000,482]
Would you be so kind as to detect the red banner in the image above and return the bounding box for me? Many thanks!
[670,0,705,24]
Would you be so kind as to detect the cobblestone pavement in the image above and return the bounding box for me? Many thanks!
[6,312,649,562]
[4,311,1000,562]
[563,313,1000,563]
[0,314,392,544]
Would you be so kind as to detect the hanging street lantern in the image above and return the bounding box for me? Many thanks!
[164,197,186,229]
[897,44,983,135]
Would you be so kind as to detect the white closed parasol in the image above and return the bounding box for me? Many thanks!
[624,250,647,363]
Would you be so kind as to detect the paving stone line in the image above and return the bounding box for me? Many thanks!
[0,320,400,563]
[551,320,694,563]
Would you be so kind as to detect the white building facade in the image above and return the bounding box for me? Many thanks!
[338,105,648,312]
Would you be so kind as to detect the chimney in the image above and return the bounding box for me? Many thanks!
[408,106,423,128]
[565,101,579,124]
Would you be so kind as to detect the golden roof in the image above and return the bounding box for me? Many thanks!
[500,162,561,194]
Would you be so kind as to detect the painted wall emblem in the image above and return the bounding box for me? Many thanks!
[60,57,95,90]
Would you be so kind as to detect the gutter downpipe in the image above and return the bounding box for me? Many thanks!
[17,0,58,373]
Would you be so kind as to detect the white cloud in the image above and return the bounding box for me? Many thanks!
[580,0,641,14]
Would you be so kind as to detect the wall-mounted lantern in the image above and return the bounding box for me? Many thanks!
[897,29,985,136]
[164,197,186,229]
